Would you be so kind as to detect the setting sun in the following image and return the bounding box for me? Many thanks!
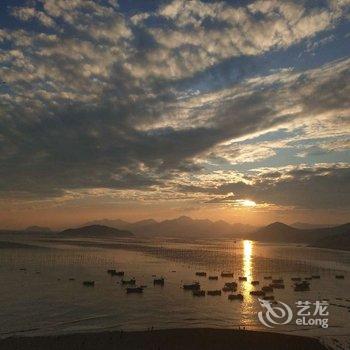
[240,200,257,207]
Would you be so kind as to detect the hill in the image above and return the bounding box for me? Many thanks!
[61,225,134,237]
[312,224,350,251]
[25,226,51,232]
[250,222,350,244]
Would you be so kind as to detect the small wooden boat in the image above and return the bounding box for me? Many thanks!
[250,290,265,296]
[238,277,247,281]
[183,282,200,291]
[83,280,95,287]
[335,275,345,279]
[207,290,221,296]
[228,293,243,301]
[153,277,165,286]
[291,277,301,281]
[122,278,136,285]
[69,278,75,281]
[251,280,259,285]
[263,276,272,280]
[221,272,234,277]
[126,287,143,294]
[269,283,285,289]
[222,286,236,292]
[208,276,218,280]
[107,269,116,274]
[192,290,205,297]
[195,272,207,277]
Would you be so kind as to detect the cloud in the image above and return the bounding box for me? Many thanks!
[0,0,349,216]
[130,0,349,79]
[179,163,350,209]
[12,7,56,27]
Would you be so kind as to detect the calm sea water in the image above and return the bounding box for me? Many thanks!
[0,234,350,348]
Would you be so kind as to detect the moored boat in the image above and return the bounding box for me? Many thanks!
[183,282,200,290]
[153,277,165,286]
[221,272,234,277]
[122,278,136,285]
[83,280,95,287]
[192,290,205,297]
[250,290,265,296]
[228,293,243,301]
[207,290,221,296]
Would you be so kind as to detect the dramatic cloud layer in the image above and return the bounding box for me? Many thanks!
[0,0,349,226]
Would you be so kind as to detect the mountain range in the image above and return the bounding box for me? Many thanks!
[82,216,256,238]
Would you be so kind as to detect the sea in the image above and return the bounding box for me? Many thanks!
[0,233,350,349]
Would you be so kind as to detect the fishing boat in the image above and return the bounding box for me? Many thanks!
[269,283,285,289]
[122,278,136,285]
[335,275,345,279]
[207,290,221,296]
[192,290,205,297]
[228,293,243,301]
[195,272,207,277]
[225,281,237,288]
[221,272,234,277]
[83,280,95,287]
[250,290,265,296]
[294,281,310,291]
[208,276,218,280]
[238,276,247,281]
[251,280,259,285]
[153,277,165,286]
[183,282,200,290]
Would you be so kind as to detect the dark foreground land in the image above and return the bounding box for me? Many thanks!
[0,328,327,350]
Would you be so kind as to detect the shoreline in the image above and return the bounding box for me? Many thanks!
[0,328,327,350]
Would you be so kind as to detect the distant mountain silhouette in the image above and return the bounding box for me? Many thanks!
[312,223,350,251]
[61,225,133,237]
[250,222,350,244]
[82,216,255,238]
[25,226,51,232]
[290,222,332,230]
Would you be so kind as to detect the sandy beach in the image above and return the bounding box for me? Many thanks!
[0,328,327,350]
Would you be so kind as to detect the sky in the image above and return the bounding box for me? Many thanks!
[0,0,349,229]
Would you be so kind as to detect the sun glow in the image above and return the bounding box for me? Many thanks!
[240,199,257,207]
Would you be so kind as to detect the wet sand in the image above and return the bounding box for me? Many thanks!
[0,328,327,350]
